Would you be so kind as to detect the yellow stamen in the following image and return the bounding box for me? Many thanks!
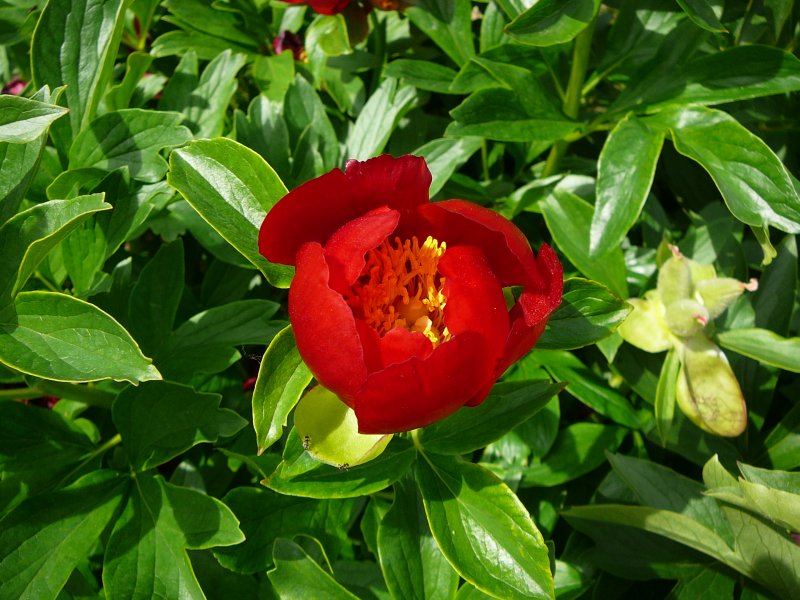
[347,236,450,345]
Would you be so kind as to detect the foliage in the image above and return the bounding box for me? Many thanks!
[1,0,799,598]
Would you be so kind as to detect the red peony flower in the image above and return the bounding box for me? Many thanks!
[279,0,351,15]
[259,155,563,434]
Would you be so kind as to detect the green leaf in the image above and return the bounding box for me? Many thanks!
[31,0,129,138]
[607,453,734,547]
[377,476,458,600]
[0,470,128,600]
[68,109,192,183]
[346,78,416,161]
[542,189,629,298]
[505,0,600,47]
[213,487,358,574]
[536,350,642,429]
[0,291,160,384]
[537,278,632,350]
[675,0,725,32]
[157,299,283,381]
[384,59,459,94]
[649,107,800,234]
[655,347,680,446]
[0,194,111,304]
[253,325,312,454]
[419,380,563,455]
[406,0,475,66]
[160,0,258,48]
[0,401,95,513]
[591,114,664,256]
[104,51,154,111]
[112,380,246,471]
[717,328,800,373]
[103,473,244,599]
[0,94,69,143]
[268,538,358,599]
[413,136,483,197]
[306,14,350,57]
[127,239,184,357]
[167,137,293,287]
[265,433,416,499]
[416,453,554,599]
[0,127,46,224]
[448,87,578,143]
[522,423,627,486]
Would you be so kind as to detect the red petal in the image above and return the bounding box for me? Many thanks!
[260,155,431,266]
[324,207,400,293]
[379,328,434,367]
[438,245,509,364]
[289,242,367,403]
[420,200,542,288]
[353,332,492,433]
[501,243,563,370]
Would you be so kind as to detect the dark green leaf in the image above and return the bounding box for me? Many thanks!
[265,433,416,499]
[268,538,358,599]
[0,401,95,513]
[537,278,632,350]
[253,325,312,454]
[346,78,416,161]
[0,470,128,599]
[420,380,563,455]
[506,0,600,47]
[385,59,459,94]
[103,473,244,599]
[378,476,458,600]
[522,423,627,486]
[416,453,554,599]
[591,114,664,256]
[675,0,725,32]
[0,291,160,384]
[167,137,293,287]
[113,380,246,471]
[406,0,475,66]
[213,487,358,574]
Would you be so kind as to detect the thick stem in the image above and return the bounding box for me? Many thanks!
[0,387,44,400]
[542,16,597,177]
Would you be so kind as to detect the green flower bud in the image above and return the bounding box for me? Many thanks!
[695,277,758,320]
[664,299,709,338]
[617,291,672,353]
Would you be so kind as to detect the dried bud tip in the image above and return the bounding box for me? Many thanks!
[742,278,758,292]
[668,244,683,259]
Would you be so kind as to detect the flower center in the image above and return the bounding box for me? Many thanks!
[346,236,450,345]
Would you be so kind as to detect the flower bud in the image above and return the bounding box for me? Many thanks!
[664,299,709,338]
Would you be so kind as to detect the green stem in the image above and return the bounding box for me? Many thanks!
[368,11,387,96]
[481,140,490,181]
[542,16,597,177]
[36,380,116,409]
[0,386,44,400]
[59,433,122,486]
[35,272,62,293]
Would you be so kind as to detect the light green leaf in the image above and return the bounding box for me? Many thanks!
[268,538,358,599]
[0,194,111,304]
[384,59,459,94]
[591,114,664,256]
[717,328,800,373]
[542,189,629,298]
[655,347,680,446]
[505,0,600,47]
[112,380,246,471]
[419,380,563,455]
[103,473,244,599]
[413,136,482,197]
[0,291,160,384]
[68,109,192,183]
[0,95,69,143]
[31,0,129,138]
[378,476,458,600]
[167,137,293,287]
[416,453,554,599]
[346,78,416,160]
[406,0,475,66]
[0,470,128,600]
[253,325,312,454]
